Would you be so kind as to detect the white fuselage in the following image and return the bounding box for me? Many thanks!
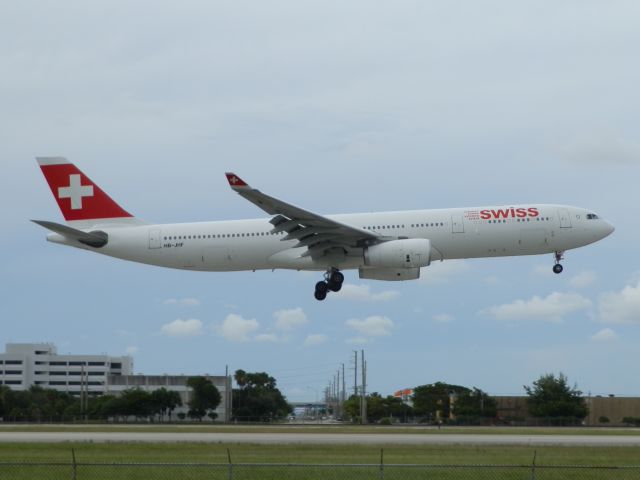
[47,204,614,275]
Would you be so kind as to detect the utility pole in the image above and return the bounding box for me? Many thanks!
[340,363,347,416]
[361,349,367,424]
[336,369,341,418]
[333,374,337,416]
[354,350,358,396]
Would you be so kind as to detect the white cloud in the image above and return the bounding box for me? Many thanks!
[484,292,592,322]
[598,282,640,324]
[591,328,618,342]
[255,333,280,342]
[569,270,597,289]
[163,298,201,307]
[216,314,259,342]
[303,334,328,346]
[336,284,400,302]
[274,307,308,331]
[346,316,394,336]
[125,346,139,355]
[160,318,203,338]
[420,260,470,285]
[433,313,454,323]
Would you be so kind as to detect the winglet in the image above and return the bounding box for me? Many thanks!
[225,172,249,190]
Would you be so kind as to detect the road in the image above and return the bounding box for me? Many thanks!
[1,431,640,446]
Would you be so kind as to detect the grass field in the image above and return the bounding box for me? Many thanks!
[2,438,640,480]
[1,441,640,465]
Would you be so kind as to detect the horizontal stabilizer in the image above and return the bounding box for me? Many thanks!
[31,220,108,248]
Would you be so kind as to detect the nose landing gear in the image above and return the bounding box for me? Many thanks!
[553,251,564,274]
[314,269,344,301]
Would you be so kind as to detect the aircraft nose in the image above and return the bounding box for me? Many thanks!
[603,221,615,237]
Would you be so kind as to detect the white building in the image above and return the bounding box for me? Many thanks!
[0,343,232,422]
[0,343,132,396]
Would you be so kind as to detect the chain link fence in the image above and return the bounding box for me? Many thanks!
[2,461,640,479]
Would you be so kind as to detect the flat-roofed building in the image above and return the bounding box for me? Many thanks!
[495,395,640,426]
[0,343,232,422]
[0,343,132,396]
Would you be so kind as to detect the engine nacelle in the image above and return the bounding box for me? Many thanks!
[359,267,420,281]
[364,239,431,269]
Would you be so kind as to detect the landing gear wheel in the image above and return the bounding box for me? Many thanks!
[327,270,344,292]
[329,271,344,285]
[315,269,344,300]
[314,281,328,301]
[553,251,564,274]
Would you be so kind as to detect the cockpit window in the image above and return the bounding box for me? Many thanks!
[586,213,599,220]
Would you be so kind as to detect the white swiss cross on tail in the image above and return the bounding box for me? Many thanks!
[58,174,94,210]
[37,157,135,223]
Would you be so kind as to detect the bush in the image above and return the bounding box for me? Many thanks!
[622,416,640,426]
[378,417,392,425]
[598,416,610,423]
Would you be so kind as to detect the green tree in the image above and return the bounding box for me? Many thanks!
[0,386,78,421]
[343,394,361,421]
[166,390,182,420]
[524,373,588,425]
[187,377,221,421]
[26,386,77,420]
[150,388,183,422]
[452,388,497,422]
[0,385,11,417]
[115,389,154,419]
[232,369,291,422]
[87,394,117,420]
[413,382,470,421]
[342,393,413,423]
[383,394,414,422]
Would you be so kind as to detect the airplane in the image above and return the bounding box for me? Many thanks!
[33,157,614,300]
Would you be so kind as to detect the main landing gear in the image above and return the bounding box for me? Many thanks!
[314,269,344,301]
[553,251,564,274]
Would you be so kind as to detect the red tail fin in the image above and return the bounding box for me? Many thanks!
[37,157,134,223]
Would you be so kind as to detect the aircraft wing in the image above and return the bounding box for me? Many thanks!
[225,173,381,257]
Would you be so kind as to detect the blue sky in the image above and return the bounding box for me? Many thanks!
[2,1,640,402]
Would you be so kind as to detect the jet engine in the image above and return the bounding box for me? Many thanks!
[364,239,431,269]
